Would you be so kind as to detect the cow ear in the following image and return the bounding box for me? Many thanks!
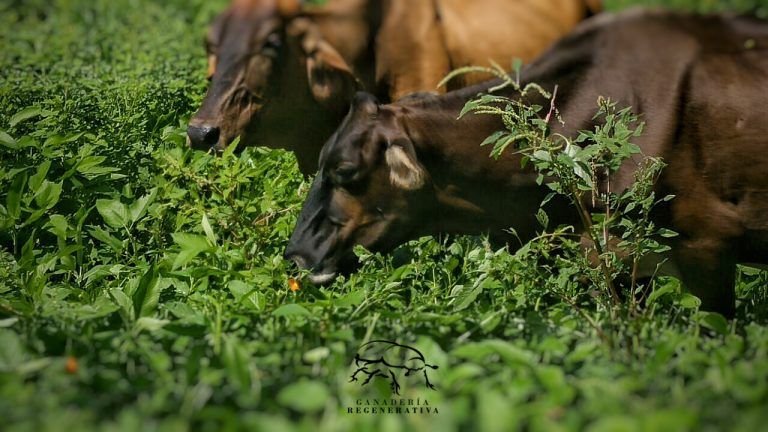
[307,41,360,107]
[385,139,427,190]
[288,19,360,110]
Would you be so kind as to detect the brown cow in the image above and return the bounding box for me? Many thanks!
[187,0,600,174]
[284,9,768,317]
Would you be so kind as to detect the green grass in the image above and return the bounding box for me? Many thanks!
[1,0,767,431]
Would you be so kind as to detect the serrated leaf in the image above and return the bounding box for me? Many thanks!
[96,199,128,228]
[227,280,253,302]
[454,284,482,312]
[89,227,124,252]
[127,188,156,224]
[334,289,366,308]
[171,233,212,269]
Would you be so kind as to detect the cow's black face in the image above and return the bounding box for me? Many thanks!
[187,3,284,152]
[284,93,430,284]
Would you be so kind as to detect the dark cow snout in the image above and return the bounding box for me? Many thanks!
[187,124,220,151]
[283,251,307,272]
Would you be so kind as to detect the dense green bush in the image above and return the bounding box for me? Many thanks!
[1,1,767,431]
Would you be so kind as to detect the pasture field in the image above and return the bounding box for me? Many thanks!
[1,0,768,431]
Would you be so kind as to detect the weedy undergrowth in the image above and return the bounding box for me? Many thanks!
[445,61,717,352]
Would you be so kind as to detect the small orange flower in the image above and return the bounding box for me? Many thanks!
[288,278,301,292]
[65,356,78,374]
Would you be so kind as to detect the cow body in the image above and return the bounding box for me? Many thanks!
[187,0,599,174]
[285,9,768,317]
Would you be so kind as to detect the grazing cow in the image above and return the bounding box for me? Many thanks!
[187,0,600,174]
[284,9,768,317]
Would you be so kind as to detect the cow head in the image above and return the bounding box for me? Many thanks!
[187,0,359,167]
[284,92,434,284]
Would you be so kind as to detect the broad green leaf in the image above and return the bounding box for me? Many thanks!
[109,288,134,321]
[587,416,639,432]
[88,227,124,252]
[452,339,536,367]
[201,213,217,245]
[96,199,128,229]
[334,289,366,308]
[132,265,162,318]
[678,293,701,309]
[302,347,330,363]
[6,172,26,220]
[0,317,19,328]
[646,283,676,305]
[127,188,156,224]
[454,284,482,312]
[0,330,25,372]
[46,214,68,238]
[0,130,16,149]
[273,304,311,317]
[72,295,120,320]
[276,380,329,413]
[698,312,730,335]
[75,155,107,174]
[9,106,44,127]
[171,233,212,269]
[28,160,51,193]
[135,317,169,332]
[227,280,253,302]
[221,335,252,391]
[33,180,62,209]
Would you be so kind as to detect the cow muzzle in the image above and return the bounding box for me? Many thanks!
[187,124,221,151]
[284,251,339,285]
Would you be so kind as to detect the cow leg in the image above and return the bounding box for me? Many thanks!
[674,239,737,318]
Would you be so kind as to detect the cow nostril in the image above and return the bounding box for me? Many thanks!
[187,125,221,150]
[284,253,308,271]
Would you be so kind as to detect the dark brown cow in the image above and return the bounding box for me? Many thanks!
[284,9,768,317]
[187,0,600,174]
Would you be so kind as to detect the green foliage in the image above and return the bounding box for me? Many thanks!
[605,0,768,16]
[0,0,766,431]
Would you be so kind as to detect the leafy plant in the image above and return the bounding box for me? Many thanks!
[0,1,766,431]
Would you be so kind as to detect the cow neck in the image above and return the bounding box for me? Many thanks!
[398,79,579,237]
[395,23,600,236]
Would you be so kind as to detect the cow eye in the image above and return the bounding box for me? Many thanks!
[333,164,358,185]
[263,32,282,57]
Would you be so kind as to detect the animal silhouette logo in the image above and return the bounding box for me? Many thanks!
[349,340,439,395]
